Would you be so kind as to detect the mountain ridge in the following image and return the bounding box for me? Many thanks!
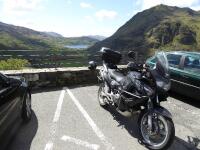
[88,4,200,58]
[0,21,99,50]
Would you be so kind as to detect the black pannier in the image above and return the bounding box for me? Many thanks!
[100,47,122,64]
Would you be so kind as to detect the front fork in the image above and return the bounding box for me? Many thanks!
[147,96,159,133]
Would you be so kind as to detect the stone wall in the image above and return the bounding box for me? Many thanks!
[1,66,126,89]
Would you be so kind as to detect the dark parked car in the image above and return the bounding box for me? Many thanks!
[0,73,32,142]
[146,51,200,100]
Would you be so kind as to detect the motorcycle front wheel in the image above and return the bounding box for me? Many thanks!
[138,111,175,150]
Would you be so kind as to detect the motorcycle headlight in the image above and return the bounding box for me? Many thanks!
[163,82,171,91]
[156,80,171,92]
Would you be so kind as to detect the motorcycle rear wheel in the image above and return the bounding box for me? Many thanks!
[98,83,108,107]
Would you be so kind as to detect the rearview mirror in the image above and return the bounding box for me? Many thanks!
[88,61,97,70]
[128,51,137,60]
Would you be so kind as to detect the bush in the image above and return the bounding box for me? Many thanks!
[0,58,30,70]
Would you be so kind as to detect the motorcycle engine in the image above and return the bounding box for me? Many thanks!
[110,80,121,104]
[110,80,120,89]
[111,91,120,104]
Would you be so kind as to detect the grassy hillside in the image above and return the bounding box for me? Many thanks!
[0,22,99,50]
[88,5,200,58]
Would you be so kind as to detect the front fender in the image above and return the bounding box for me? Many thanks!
[153,106,172,119]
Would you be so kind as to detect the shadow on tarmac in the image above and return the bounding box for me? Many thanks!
[104,105,200,150]
[169,91,200,109]
[31,83,99,94]
[31,87,63,94]
[32,85,200,108]
[6,111,38,150]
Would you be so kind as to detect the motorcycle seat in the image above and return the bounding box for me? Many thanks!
[108,69,136,93]
[108,69,125,83]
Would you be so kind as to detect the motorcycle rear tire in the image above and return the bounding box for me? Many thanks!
[98,83,108,108]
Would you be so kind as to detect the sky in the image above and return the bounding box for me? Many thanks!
[0,0,200,37]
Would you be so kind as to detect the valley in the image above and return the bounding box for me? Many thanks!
[1,5,200,69]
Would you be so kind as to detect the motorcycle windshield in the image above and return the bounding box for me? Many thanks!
[151,51,171,91]
[156,51,169,76]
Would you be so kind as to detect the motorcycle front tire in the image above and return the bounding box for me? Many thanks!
[138,111,175,150]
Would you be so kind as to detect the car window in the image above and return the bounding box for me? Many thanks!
[146,56,156,69]
[150,57,156,63]
[167,54,182,68]
[184,56,200,74]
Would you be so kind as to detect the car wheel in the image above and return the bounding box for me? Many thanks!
[22,91,32,122]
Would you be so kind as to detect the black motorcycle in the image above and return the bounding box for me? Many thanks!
[89,47,175,150]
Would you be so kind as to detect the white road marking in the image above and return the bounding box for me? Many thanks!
[66,88,115,150]
[61,135,100,150]
[44,88,66,150]
[53,88,66,122]
[44,142,53,150]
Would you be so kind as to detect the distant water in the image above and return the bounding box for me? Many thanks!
[64,44,89,49]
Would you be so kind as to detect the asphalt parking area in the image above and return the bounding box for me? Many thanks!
[6,85,200,150]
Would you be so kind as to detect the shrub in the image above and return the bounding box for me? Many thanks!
[0,58,30,70]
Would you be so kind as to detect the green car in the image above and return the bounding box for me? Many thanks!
[146,51,200,100]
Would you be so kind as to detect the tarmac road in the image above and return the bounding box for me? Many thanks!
[6,85,200,150]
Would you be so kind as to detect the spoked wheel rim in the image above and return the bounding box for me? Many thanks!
[140,113,169,148]
[98,86,106,105]
[25,93,32,117]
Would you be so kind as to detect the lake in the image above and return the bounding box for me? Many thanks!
[64,44,89,49]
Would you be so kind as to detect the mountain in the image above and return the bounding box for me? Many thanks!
[64,36,99,46]
[88,5,200,58]
[87,35,106,41]
[44,32,63,37]
[0,22,99,50]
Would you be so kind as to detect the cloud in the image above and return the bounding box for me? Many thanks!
[80,2,93,8]
[84,15,94,23]
[2,0,45,15]
[67,0,72,5]
[95,10,117,21]
[135,0,200,11]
